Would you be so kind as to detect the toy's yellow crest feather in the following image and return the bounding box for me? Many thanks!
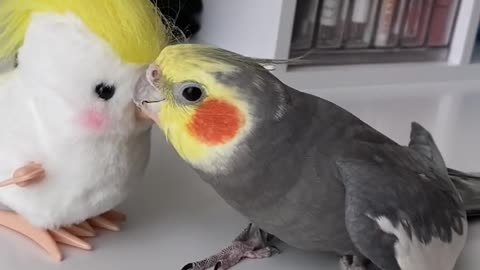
[0,0,171,64]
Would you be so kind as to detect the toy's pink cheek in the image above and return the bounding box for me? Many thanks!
[79,109,107,130]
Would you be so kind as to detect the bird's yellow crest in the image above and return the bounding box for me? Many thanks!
[0,0,170,64]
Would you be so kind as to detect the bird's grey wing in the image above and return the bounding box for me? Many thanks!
[336,146,466,270]
[408,121,480,217]
[407,121,480,181]
[408,122,447,173]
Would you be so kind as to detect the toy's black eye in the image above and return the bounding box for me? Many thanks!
[95,83,116,101]
[182,86,203,102]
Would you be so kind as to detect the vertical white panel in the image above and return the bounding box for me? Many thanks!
[273,0,297,59]
[195,0,286,58]
[448,0,480,65]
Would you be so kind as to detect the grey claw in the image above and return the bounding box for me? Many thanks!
[214,262,222,270]
[268,246,281,255]
[340,255,369,270]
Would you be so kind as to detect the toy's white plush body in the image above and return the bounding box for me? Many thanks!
[0,13,151,228]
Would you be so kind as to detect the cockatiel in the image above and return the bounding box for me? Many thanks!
[0,0,169,261]
[134,44,480,270]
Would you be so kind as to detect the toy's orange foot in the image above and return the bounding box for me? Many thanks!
[87,210,126,232]
[65,224,96,238]
[0,210,126,262]
[64,210,126,238]
[49,228,92,251]
[0,210,63,261]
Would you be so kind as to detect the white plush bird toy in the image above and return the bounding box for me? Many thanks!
[0,0,169,261]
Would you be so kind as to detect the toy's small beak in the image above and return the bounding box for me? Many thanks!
[133,64,165,124]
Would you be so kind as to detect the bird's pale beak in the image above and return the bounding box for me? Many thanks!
[133,64,165,124]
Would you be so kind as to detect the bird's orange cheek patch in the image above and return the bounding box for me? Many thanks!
[188,99,245,146]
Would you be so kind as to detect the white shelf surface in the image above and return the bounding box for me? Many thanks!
[275,62,480,91]
[0,128,479,270]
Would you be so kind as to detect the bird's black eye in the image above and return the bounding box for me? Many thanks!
[95,83,116,101]
[174,82,205,104]
[182,86,203,102]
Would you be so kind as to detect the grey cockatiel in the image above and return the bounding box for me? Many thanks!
[133,44,480,270]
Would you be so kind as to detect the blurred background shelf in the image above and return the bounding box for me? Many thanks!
[194,0,480,87]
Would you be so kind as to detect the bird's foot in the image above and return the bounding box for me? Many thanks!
[182,242,279,270]
[182,223,279,270]
[0,209,126,261]
[340,255,369,270]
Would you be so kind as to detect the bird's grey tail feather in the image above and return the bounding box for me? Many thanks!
[409,122,480,217]
[447,168,480,217]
